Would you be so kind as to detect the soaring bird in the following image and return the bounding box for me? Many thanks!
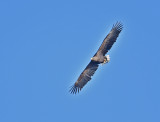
[69,22,123,94]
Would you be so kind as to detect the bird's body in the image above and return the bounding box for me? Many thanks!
[70,22,123,94]
[91,55,105,63]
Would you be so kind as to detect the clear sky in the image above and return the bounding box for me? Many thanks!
[0,0,160,122]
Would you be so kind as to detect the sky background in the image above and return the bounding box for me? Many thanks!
[0,0,160,122]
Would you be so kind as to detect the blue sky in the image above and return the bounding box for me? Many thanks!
[0,0,160,122]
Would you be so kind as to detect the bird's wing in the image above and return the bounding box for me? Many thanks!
[69,61,99,94]
[95,22,123,56]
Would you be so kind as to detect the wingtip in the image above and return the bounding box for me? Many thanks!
[112,21,123,32]
[69,85,81,94]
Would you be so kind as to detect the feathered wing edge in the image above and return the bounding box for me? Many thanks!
[69,61,99,94]
[69,85,81,94]
[112,21,123,32]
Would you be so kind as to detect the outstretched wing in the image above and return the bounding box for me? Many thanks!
[69,61,99,94]
[95,22,123,56]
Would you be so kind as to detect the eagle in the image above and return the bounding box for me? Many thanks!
[69,22,123,94]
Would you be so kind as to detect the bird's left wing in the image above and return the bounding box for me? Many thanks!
[69,61,99,94]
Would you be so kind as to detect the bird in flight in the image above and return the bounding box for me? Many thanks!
[69,22,123,94]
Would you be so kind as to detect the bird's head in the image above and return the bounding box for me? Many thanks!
[91,57,94,61]
[91,56,98,62]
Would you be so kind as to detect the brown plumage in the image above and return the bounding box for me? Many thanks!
[69,22,123,94]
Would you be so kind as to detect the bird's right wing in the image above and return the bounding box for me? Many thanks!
[69,61,99,94]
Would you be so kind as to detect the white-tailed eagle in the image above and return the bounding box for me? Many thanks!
[69,22,123,94]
